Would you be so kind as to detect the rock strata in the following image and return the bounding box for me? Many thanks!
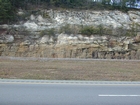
[0,10,140,59]
[1,10,140,34]
[0,33,140,59]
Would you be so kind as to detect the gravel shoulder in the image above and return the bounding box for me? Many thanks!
[0,57,140,81]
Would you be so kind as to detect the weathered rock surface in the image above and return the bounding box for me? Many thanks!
[24,10,140,30]
[0,33,140,59]
[0,10,140,59]
[1,10,140,32]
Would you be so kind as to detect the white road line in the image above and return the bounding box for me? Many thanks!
[99,95,140,97]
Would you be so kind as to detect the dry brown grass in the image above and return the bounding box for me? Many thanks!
[0,58,140,81]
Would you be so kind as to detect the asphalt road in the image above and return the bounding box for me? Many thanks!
[0,79,140,105]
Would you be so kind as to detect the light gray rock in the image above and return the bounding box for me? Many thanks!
[0,35,14,43]
[124,40,130,45]
[0,24,9,29]
[17,9,24,15]
[37,15,44,22]
[77,35,84,41]
[39,35,50,44]
[0,40,4,43]
[23,22,38,31]
[128,11,140,24]
[5,35,14,43]
[48,37,54,44]
[30,15,36,21]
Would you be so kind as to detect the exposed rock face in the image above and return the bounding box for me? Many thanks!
[26,10,139,30]
[0,10,140,59]
[0,33,140,59]
[1,10,139,33]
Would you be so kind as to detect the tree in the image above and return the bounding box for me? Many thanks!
[9,0,24,8]
[129,0,136,7]
[0,0,14,24]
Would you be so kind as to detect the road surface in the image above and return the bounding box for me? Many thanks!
[0,79,140,105]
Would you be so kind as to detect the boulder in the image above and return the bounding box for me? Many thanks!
[23,22,38,31]
[57,33,68,44]
[37,15,44,22]
[0,35,14,43]
[5,35,14,43]
[39,35,50,44]
[77,35,84,41]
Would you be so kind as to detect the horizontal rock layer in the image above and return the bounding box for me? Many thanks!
[0,33,140,59]
[1,10,140,31]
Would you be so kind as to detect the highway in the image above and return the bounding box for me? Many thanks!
[0,79,140,105]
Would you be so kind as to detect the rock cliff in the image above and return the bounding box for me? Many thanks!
[0,10,140,59]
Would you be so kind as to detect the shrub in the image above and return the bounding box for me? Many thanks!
[125,23,140,36]
[130,23,140,36]
[103,28,113,35]
[42,12,50,19]
[114,26,127,36]
[98,24,104,36]
[59,24,79,34]
[40,28,55,37]
[80,26,95,36]
[80,25,104,36]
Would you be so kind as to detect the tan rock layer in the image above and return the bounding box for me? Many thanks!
[0,42,140,59]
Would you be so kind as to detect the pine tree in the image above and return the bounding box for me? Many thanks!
[0,0,14,24]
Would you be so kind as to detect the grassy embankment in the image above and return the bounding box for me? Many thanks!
[0,58,140,81]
